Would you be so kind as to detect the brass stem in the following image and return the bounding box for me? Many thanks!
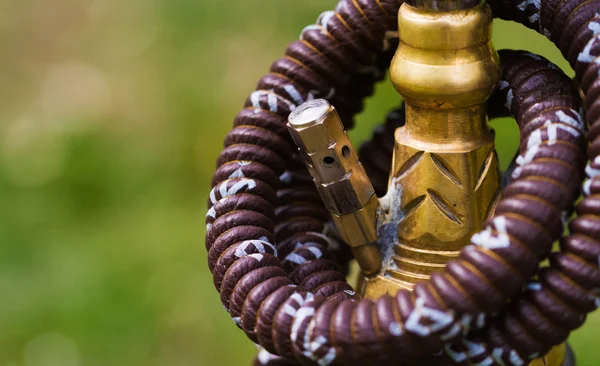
[357,5,566,365]
[360,2,502,295]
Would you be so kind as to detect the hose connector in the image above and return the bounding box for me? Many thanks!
[287,99,382,275]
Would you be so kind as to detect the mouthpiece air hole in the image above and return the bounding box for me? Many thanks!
[342,146,350,158]
[323,156,335,167]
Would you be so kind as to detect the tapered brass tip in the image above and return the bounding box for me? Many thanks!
[288,99,331,128]
[287,99,382,276]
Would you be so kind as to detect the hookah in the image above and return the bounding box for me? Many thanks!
[205,0,600,364]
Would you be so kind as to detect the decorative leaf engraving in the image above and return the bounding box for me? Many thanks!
[395,151,425,179]
[402,194,426,218]
[427,189,463,225]
[430,153,462,187]
[474,148,496,192]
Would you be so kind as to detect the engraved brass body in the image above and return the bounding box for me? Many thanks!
[359,4,565,365]
[366,3,502,294]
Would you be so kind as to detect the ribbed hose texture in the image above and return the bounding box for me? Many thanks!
[205,0,600,365]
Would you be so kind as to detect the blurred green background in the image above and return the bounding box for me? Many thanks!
[0,0,597,365]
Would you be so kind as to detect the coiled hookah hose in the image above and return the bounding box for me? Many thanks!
[206,0,600,365]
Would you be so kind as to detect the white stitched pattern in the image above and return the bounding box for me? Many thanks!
[283,303,298,317]
[249,253,264,262]
[291,307,314,342]
[555,110,585,129]
[509,350,525,366]
[492,348,507,366]
[578,34,600,63]
[517,0,540,23]
[249,90,296,113]
[405,297,454,336]
[585,158,600,179]
[318,347,337,366]
[471,216,510,250]
[209,178,257,205]
[285,252,307,265]
[300,25,324,40]
[475,356,494,366]
[235,237,277,258]
[283,84,316,106]
[583,179,593,196]
[463,339,486,357]
[306,246,323,259]
[505,89,514,110]
[280,171,292,184]
[317,11,335,32]
[440,322,461,341]
[476,313,486,328]
[445,344,467,363]
[221,161,251,181]
[512,145,540,179]
[389,322,403,336]
[206,206,216,219]
[257,349,272,365]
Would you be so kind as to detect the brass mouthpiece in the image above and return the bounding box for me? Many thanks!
[287,99,382,275]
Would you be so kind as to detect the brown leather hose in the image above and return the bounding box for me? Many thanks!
[206,0,600,365]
